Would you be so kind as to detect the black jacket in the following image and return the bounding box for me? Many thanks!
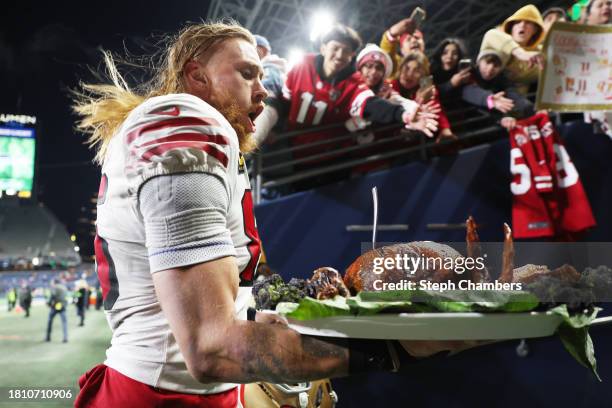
[462,68,534,119]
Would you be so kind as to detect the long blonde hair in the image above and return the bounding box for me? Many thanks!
[72,21,254,164]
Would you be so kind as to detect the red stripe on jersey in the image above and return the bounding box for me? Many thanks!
[126,116,222,144]
[137,132,230,148]
[94,233,110,301]
[239,190,261,285]
[94,233,119,309]
[140,141,229,167]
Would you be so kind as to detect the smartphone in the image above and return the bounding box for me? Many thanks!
[410,7,426,28]
[419,75,433,89]
[458,59,472,70]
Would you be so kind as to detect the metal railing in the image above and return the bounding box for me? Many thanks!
[250,105,505,204]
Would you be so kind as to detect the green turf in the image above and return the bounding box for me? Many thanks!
[0,302,111,407]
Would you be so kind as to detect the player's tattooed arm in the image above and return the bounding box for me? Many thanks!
[226,322,349,383]
[153,257,350,384]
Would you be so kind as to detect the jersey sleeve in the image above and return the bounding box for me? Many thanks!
[282,65,297,102]
[124,94,238,195]
[348,83,375,118]
[139,172,236,273]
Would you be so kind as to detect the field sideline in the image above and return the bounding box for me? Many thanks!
[0,299,111,408]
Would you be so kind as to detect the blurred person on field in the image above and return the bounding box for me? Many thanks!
[380,17,426,78]
[46,278,68,343]
[18,282,32,318]
[479,4,546,95]
[74,278,88,326]
[430,38,471,109]
[462,49,534,119]
[7,287,17,311]
[95,285,103,310]
[391,51,455,142]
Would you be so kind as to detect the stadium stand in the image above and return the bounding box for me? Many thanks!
[0,199,80,270]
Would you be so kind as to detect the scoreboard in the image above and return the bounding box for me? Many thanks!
[0,113,37,197]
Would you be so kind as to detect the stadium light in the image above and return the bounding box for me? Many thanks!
[310,9,335,42]
[74,246,80,252]
[287,48,305,71]
[70,234,77,242]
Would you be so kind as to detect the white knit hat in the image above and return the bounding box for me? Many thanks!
[356,44,393,79]
[477,48,505,65]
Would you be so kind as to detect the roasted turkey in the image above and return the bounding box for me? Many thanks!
[342,216,580,295]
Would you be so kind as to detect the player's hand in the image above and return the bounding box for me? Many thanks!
[492,91,514,113]
[389,18,416,37]
[450,68,471,88]
[500,117,518,131]
[403,105,438,138]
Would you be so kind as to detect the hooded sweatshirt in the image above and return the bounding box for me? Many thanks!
[479,4,545,94]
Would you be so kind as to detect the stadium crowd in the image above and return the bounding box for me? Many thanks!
[251,1,612,191]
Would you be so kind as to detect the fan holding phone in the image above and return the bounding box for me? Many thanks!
[389,51,457,143]
[380,7,427,78]
[429,38,472,108]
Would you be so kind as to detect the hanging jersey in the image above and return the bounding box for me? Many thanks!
[509,112,595,238]
[282,54,374,160]
[94,93,261,394]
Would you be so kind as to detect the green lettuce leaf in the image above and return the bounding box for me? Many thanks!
[278,290,539,319]
[550,305,601,381]
[276,296,350,320]
[346,293,413,315]
[357,290,539,313]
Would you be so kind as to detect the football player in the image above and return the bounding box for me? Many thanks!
[72,22,469,407]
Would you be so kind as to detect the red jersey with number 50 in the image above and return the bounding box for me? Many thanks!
[282,54,374,159]
[509,112,595,238]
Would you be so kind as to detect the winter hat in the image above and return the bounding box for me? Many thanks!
[502,4,545,49]
[254,34,271,52]
[477,48,505,65]
[356,44,393,78]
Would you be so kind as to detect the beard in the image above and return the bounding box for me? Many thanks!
[209,90,257,154]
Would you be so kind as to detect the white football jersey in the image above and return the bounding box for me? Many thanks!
[94,93,261,394]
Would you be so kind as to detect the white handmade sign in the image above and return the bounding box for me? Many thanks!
[536,22,612,112]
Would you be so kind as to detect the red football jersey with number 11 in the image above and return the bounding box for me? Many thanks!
[282,54,374,160]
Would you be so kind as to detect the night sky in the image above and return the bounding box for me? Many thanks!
[0,1,212,254]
